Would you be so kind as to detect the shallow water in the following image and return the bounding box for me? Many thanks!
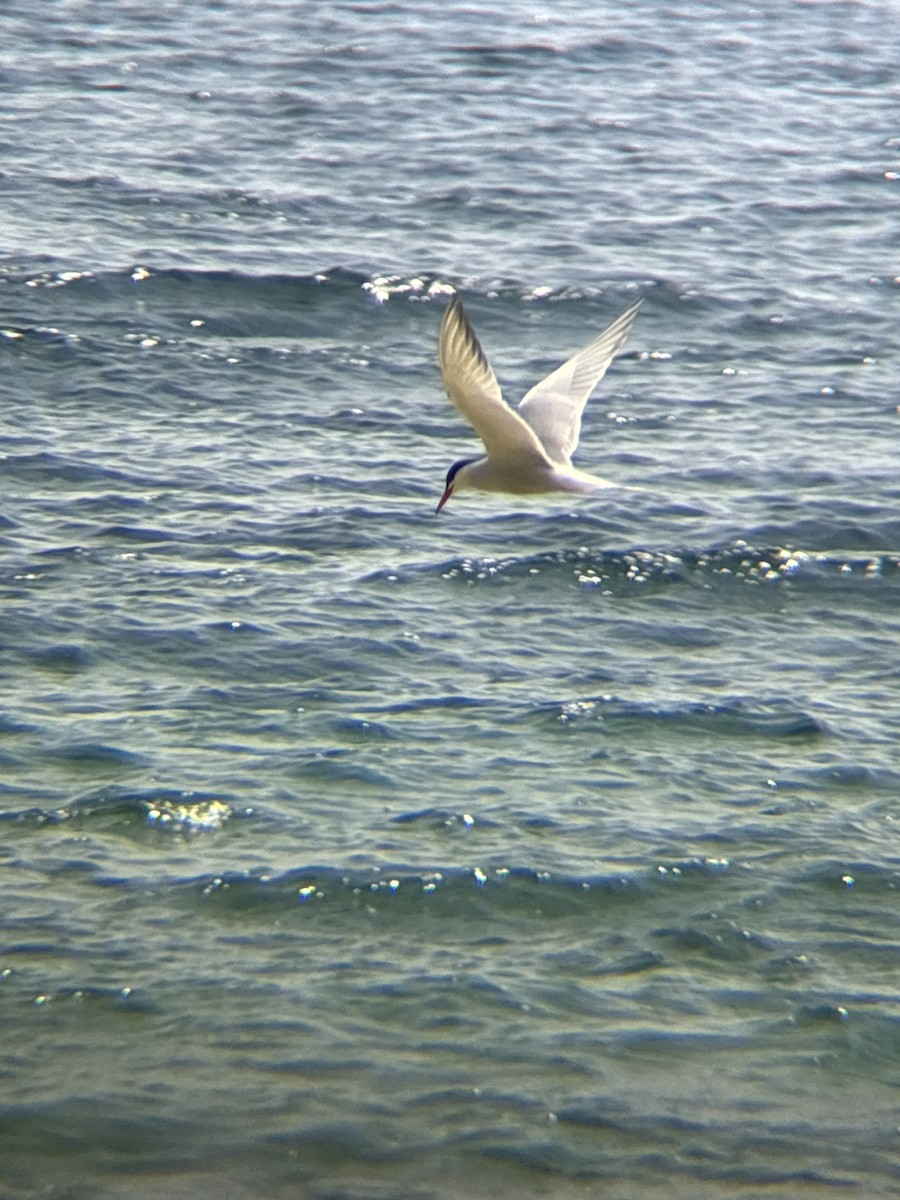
[2,1,900,1197]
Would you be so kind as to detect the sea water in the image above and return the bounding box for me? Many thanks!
[2,2,899,1197]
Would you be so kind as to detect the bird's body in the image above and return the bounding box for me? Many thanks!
[447,455,616,497]
[435,294,641,511]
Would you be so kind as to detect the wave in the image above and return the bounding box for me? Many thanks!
[366,540,900,594]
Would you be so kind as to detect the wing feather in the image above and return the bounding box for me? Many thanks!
[517,299,641,465]
[438,297,552,466]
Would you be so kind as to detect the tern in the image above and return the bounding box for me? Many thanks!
[435,294,641,512]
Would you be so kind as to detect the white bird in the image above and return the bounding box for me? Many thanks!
[435,294,642,512]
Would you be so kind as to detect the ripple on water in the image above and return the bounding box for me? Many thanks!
[551,694,825,740]
[366,541,900,596]
[0,786,237,835]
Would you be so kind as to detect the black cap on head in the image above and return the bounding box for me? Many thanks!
[436,456,479,513]
[445,456,478,489]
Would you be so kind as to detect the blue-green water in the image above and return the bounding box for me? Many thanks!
[2,2,900,1197]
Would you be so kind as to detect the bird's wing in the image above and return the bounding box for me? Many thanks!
[517,299,642,465]
[438,296,552,466]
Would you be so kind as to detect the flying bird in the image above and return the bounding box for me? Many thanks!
[435,294,641,512]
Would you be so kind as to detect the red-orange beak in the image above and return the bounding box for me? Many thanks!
[435,485,453,513]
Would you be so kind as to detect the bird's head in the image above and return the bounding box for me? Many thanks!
[436,456,479,513]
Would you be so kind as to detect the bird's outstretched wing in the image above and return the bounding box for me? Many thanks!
[438,296,552,467]
[517,299,641,465]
